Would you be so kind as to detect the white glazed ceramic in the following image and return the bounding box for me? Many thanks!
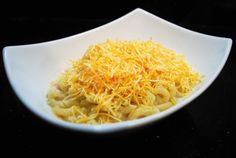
[3,8,232,133]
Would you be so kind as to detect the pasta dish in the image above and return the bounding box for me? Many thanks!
[47,39,200,124]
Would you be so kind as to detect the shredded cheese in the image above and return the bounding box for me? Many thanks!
[47,39,200,124]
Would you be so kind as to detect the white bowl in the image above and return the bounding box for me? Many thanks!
[3,8,232,133]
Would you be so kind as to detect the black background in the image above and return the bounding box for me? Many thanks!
[0,0,235,156]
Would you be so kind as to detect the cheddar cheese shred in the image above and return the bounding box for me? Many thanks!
[47,39,200,124]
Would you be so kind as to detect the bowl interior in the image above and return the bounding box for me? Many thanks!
[3,8,232,133]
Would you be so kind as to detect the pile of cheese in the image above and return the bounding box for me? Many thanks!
[47,39,200,124]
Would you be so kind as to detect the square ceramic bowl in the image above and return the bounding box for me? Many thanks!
[3,8,232,133]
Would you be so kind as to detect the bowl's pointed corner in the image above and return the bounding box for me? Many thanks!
[133,8,145,12]
[228,38,233,46]
[224,37,233,55]
[2,46,10,69]
[130,8,149,15]
[2,46,9,57]
[226,38,233,59]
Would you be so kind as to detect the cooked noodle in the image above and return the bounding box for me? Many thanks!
[47,39,200,124]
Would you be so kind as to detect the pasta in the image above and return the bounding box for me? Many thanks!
[47,39,200,124]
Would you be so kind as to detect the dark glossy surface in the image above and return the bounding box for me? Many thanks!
[0,0,235,156]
